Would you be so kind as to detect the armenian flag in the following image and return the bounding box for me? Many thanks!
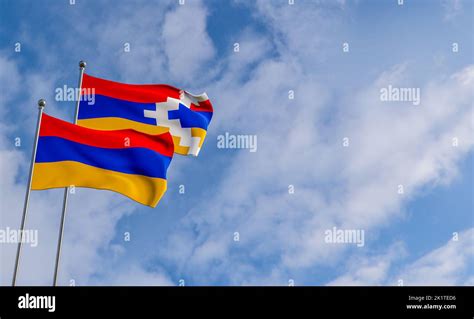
[77,74,213,156]
[31,113,174,207]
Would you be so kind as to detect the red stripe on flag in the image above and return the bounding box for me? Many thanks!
[39,114,174,157]
[81,73,181,103]
[190,99,213,113]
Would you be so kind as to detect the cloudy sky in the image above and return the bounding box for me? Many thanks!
[0,0,472,286]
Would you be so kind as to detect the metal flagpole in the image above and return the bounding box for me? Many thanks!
[12,99,46,286]
[53,60,86,286]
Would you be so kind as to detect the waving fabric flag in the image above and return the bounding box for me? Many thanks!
[77,74,213,156]
[31,113,174,207]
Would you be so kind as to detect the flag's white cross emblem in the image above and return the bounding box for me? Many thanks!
[144,97,201,155]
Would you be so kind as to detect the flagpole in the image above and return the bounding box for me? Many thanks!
[53,60,86,286]
[12,99,46,286]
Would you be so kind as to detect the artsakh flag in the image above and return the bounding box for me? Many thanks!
[32,113,173,207]
[77,74,213,156]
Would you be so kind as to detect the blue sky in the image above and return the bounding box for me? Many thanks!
[0,0,473,286]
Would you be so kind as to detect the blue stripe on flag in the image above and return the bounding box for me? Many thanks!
[78,94,157,125]
[35,136,171,179]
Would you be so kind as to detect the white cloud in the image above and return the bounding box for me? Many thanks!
[442,0,463,21]
[327,242,406,286]
[328,228,474,286]
[161,0,216,84]
[397,228,474,285]
[93,263,174,286]
[74,2,170,83]
[251,0,346,66]
[151,0,474,283]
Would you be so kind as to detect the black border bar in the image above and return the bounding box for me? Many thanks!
[0,286,472,317]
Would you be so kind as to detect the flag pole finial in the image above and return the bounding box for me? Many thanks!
[79,60,87,68]
[38,99,46,109]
